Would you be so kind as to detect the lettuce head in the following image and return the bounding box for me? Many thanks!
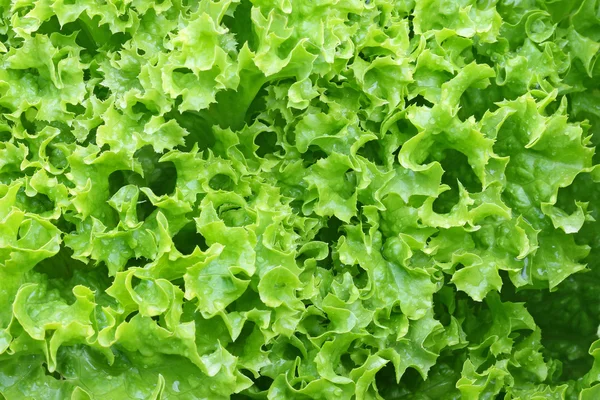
[1,0,600,399]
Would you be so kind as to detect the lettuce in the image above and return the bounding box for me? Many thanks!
[0,0,599,399]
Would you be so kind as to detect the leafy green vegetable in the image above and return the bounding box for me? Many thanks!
[1,0,600,398]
